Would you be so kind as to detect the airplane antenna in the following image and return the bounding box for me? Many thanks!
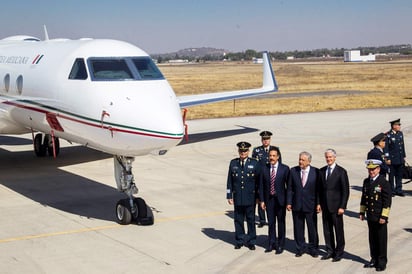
[43,25,49,41]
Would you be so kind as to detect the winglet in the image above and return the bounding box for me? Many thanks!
[43,25,49,41]
[262,51,278,91]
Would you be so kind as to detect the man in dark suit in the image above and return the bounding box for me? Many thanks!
[384,118,407,196]
[367,133,389,177]
[252,130,282,227]
[360,159,392,272]
[259,147,289,254]
[227,141,260,250]
[319,149,350,262]
[287,151,320,258]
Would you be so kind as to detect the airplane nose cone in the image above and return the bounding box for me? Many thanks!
[111,81,184,155]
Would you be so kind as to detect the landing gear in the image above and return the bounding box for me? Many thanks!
[114,156,154,225]
[33,133,60,157]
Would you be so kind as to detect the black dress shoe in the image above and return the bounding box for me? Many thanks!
[234,244,242,249]
[257,223,265,228]
[276,247,284,254]
[247,244,256,250]
[397,192,405,197]
[376,266,386,272]
[265,244,276,252]
[295,252,303,257]
[363,260,375,268]
[321,254,334,260]
[332,256,342,262]
[310,252,319,258]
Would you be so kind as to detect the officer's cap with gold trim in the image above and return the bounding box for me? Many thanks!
[237,141,251,152]
[365,159,382,169]
[259,131,273,139]
[370,132,386,143]
[389,118,401,126]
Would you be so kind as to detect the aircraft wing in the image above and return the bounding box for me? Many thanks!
[177,51,278,108]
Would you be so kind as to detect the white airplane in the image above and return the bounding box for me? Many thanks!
[0,27,278,225]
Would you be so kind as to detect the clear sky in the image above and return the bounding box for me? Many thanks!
[1,0,411,54]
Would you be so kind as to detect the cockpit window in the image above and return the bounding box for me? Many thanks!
[132,57,164,80]
[68,58,88,80]
[87,57,164,81]
[90,59,133,80]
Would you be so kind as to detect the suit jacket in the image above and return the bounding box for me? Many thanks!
[287,166,320,212]
[367,147,389,175]
[226,157,260,206]
[319,164,350,213]
[259,162,290,206]
[360,175,392,222]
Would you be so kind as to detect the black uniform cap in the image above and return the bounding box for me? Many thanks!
[370,132,386,143]
[237,141,251,151]
[259,131,273,139]
[389,118,401,126]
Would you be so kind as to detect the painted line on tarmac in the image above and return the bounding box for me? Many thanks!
[0,211,227,244]
[0,224,120,243]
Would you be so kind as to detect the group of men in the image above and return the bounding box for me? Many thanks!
[368,118,407,197]
[226,118,406,272]
[226,130,350,260]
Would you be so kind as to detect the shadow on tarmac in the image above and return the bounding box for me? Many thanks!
[0,139,124,222]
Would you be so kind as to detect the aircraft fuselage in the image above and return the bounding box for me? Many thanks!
[0,36,184,156]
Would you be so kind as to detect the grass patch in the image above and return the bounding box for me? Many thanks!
[159,60,412,120]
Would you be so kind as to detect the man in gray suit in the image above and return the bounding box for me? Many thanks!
[319,149,350,262]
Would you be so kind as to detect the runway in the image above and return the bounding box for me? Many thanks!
[0,107,411,274]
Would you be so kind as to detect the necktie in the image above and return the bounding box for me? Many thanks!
[327,166,332,179]
[301,170,307,187]
[270,165,276,195]
[240,160,244,168]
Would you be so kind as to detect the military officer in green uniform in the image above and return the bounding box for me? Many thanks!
[227,141,260,250]
[252,131,282,227]
[360,159,392,272]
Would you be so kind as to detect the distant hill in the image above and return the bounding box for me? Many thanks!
[152,47,227,61]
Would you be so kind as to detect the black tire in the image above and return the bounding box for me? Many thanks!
[134,198,154,225]
[134,197,147,218]
[115,199,132,225]
[34,133,46,157]
[44,134,60,157]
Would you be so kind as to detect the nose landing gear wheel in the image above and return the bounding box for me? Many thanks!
[116,199,132,225]
[134,197,154,226]
[115,198,154,225]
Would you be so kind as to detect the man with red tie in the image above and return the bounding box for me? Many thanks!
[287,151,321,258]
[252,130,282,228]
[259,147,290,254]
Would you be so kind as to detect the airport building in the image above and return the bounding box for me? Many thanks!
[344,50,376,62]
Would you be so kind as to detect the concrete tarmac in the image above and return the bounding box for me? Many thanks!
[0,107,411,274]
